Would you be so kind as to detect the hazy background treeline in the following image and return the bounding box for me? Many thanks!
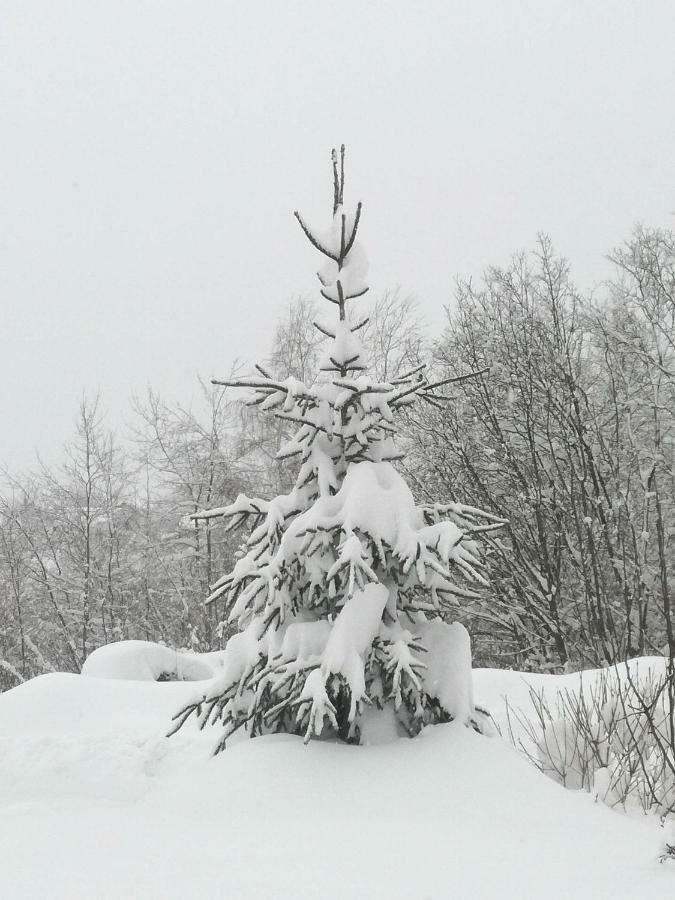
[1,225,674,688]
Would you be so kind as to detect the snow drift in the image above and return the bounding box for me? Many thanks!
[0,663,672,899]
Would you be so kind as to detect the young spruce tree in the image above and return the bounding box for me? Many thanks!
[172,148,503,749]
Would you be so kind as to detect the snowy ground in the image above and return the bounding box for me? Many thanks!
[0,658,673,899]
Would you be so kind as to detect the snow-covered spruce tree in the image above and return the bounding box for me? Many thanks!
[171,148,503,749]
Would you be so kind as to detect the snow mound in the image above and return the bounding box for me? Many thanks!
[81,640,221,682]
[417,619,474,723]
[0,673,214,807]
[472,656,669,738]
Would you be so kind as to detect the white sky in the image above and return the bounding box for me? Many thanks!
[1,0,674,470]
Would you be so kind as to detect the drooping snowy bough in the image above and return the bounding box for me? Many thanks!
[171,148,504,749]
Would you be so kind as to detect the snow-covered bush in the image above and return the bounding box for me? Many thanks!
[171,148,503,749]
[506,663,675,816]
[82,640,216,682]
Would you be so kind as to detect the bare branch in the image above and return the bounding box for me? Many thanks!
[423,367,490,392]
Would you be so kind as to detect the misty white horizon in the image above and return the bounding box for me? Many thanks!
[1,0,674,470]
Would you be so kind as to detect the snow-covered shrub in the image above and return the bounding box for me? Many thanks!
[506,663,675,816]
[171,148,503,749]
[82,640,216,682]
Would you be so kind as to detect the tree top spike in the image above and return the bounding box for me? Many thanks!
[332,147,339,214]
[332,144,347,214]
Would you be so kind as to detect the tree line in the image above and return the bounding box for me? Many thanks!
[1,226,674,687]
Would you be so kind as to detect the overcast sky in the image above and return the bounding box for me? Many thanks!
[2,0,674,470]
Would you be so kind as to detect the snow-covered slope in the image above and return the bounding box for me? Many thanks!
[0,666,672,899]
